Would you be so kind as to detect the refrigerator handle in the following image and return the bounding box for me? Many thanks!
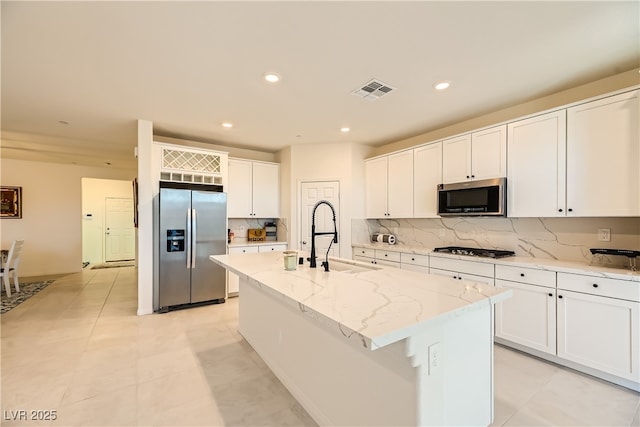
[192,209,197,269]
[186,208,192,269]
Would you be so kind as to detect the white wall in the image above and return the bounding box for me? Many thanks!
[282,142,367,260]
[0,158,135,277]
[81,178,134,264]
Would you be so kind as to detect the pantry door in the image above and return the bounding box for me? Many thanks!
[105,197,135,261]
[300,181,340,259]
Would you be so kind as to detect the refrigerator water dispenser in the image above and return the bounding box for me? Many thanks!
[166,229,185,252]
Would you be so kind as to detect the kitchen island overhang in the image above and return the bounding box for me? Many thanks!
[210,252,511,426]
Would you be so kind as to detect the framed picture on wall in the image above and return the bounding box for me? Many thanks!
[0,186,22,218]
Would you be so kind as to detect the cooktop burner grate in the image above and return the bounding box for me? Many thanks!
[433,246,515,258]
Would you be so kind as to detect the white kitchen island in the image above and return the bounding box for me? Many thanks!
[210,252,511,427]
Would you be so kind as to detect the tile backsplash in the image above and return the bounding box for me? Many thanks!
[228,218,288,243]
[353,217,640,268]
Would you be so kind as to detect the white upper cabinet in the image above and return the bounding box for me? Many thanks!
[365,151,413,218]
[566,90,639,216]
[442,125,507,183]
[413,142,442,218]
[442,134,471,183]
[227,159,280,218]
[507,110,567,217]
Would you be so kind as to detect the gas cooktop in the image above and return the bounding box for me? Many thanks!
[433,246,516,259]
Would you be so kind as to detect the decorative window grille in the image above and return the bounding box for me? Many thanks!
[160,147,224,185]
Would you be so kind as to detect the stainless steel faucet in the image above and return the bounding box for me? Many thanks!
[309,200,338,271]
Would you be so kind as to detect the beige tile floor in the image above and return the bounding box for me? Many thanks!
[1,267,639,426]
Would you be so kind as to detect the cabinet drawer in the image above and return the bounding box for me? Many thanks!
[354,247,375,259]
[557,272,640,302]
[228,246,260,254]
[258,244,287,252]
[400,253,429,268]
[353,255,375,264]
[429,256,494,278]
[495,264,556,288]
[375,249,401,263]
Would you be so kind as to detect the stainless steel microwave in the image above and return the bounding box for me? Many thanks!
[437,178,507,217]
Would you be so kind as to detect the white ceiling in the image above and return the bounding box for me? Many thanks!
[2,1,639,170]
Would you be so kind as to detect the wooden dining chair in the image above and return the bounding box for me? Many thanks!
[1,240,24,297]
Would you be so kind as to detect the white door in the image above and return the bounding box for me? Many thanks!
[105,198,135,261]
[300,181,340,261]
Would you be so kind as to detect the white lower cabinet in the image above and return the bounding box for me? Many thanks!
[352,247,400,268]
[228,243,287,295]
[495,280,556,354]
[494,265,557,354]
[557,273,639,383]
[400,252,430,274]
[429,256,495,286]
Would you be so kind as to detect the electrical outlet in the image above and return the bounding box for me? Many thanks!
[598,228,611,242]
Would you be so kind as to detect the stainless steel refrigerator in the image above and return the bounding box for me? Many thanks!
[158,182,227,310]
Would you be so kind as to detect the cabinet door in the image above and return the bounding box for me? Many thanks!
[557,289,639,381]
[413,142,442,218]
[566,90,640,216]
[442,134,472,183]
[365,157,389,218]
[471,125,507,181]
[252,162,280,218]
[507,111,567,217]
[495,280,556,354]
[387,151,414,218]
[227,159,253,218]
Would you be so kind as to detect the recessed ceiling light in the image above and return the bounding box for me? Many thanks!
[221,122,233,128]
[264,73,281,83]
[433,81,451,91]
[340,127,351,133]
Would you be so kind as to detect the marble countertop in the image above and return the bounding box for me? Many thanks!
[353,243,640,282]
[210,251,511,351]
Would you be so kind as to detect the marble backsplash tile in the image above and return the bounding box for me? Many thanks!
[353,217,640,268]
[228,218,288,243]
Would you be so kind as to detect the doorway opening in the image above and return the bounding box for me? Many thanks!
[299,181,340,259]
[81,178,136,266]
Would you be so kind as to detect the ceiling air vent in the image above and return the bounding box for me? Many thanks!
[352,79,396,101]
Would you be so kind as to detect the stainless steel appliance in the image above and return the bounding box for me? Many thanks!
[438,177,506,217]
[158,181,227,310]
[433,246,515,259]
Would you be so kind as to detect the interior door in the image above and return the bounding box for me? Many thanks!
[105,197,135,261]
[300,181,340,261]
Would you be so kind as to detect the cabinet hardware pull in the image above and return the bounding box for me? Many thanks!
[558,208,563,212]
[385,254,388,257]
[471,175,475,178]
[592,284,598,288]
[411,258,415,261]
[568,208,573,212]
[520,273,525,277]
[558,295,563,299]
[466,175,470,179]
[548,293,553,297]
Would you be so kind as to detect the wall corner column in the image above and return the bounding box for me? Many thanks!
[137,119,154,315]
